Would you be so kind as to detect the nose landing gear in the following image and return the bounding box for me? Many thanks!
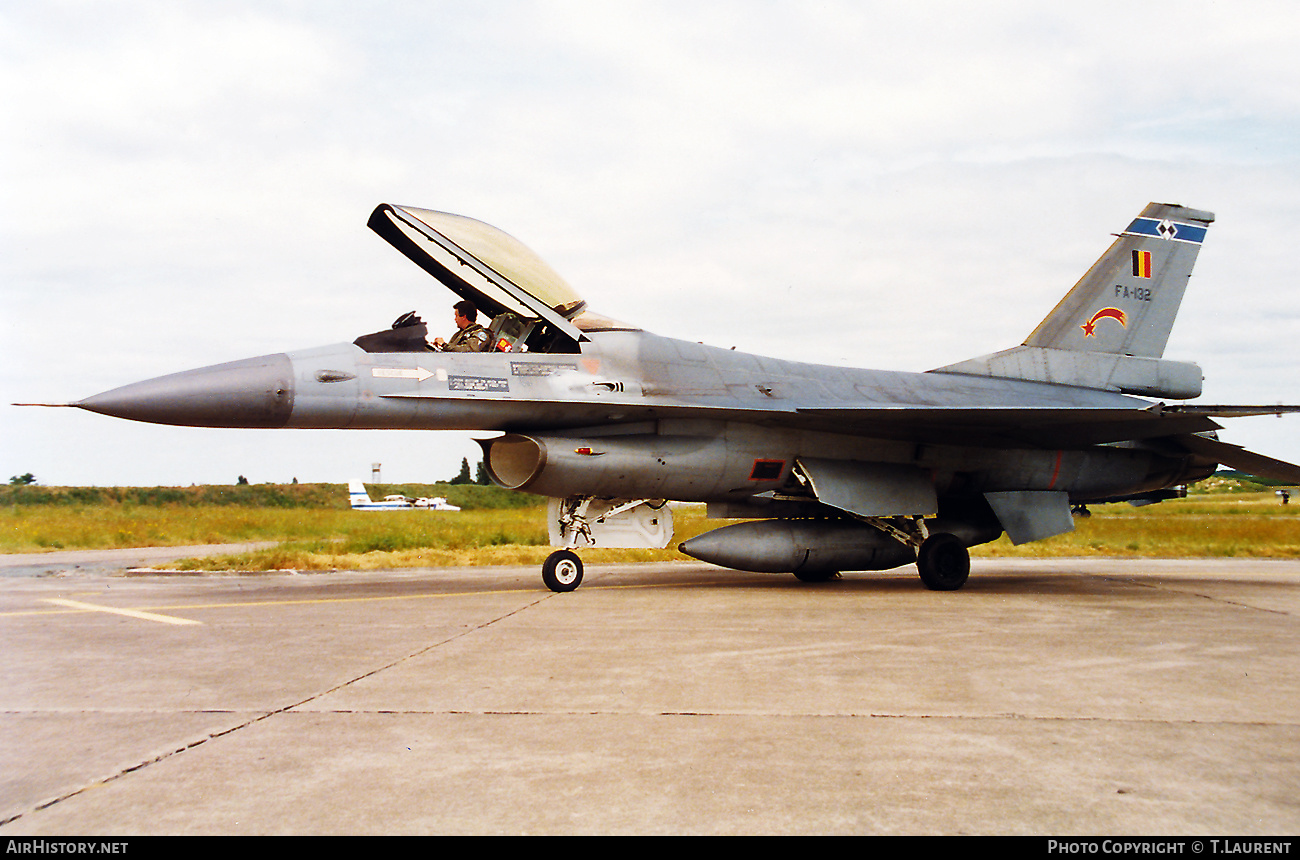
[542,549,583,593]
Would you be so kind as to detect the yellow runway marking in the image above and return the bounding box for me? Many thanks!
[148,585,545,613]
[0,586,543,620]
[3,578,735,622]
[134,579,734,614]
[41,598,202,626]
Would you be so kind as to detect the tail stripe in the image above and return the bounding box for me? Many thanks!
[1123,217,1207,245]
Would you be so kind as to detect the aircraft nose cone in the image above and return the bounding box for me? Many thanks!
[78,353,295,428]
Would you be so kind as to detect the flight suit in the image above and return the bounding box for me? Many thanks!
[441,323,490,352]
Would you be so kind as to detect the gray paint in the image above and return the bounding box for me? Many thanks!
[53,201,1300,582]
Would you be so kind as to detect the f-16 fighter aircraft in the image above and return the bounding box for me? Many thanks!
[54,202,1300,592]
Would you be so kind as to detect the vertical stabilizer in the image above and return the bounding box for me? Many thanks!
[349,481,371,508]
[932,203,1213,399]
[1025,202,1214,358]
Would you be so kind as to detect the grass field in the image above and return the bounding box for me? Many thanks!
[972,493,1300,560]
[4,482,1299,571]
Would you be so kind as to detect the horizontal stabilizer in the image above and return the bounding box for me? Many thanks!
[1174,435,1300,484]
[1161,405,1300,419]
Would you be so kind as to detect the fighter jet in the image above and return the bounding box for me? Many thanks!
[50,202,1300,592]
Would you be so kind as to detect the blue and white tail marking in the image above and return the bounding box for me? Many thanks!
[1122,215,1209,245]
[349,481,411,510]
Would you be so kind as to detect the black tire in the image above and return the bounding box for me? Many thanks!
[542,550,583,592]
[916,533,970,591]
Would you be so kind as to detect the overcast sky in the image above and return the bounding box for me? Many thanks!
[4,0,1299,487]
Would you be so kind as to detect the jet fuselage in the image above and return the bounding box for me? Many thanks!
[78,327,1213,509]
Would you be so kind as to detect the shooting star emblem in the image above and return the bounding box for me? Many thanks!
[1080,307,1126,338]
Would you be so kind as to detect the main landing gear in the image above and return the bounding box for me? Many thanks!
[915,532,970,591]
[787,534,970,589]
[858,515,972,591]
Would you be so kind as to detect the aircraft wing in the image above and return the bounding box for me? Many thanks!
[793,404,1300,475]
[380,385,1224,448]
[792,403,1300,449]
[788,405,1222,448]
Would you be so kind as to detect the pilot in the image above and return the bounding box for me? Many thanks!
[430,300,490,352]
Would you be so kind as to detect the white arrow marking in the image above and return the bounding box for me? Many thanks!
[371,367,434,382]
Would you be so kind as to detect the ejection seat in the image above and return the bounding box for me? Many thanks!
[485,312,536,352]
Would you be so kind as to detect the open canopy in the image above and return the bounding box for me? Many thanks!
[368,204,593,344]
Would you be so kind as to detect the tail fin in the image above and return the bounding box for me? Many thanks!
[348,481,372,508]
[933,203,1213,399]
[1025,202,1214,358]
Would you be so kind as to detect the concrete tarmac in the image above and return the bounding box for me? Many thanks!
[0,556,1297,835]
[0,543,277,577]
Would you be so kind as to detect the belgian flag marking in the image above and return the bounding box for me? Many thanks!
[1132,249,1153,279]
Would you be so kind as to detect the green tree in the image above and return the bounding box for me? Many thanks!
[475,460,490,485]
[236,475,249,485]
[8,473,36,485]
[450,458,472,485]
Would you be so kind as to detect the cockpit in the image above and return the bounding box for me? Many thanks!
[355,204,636,355]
